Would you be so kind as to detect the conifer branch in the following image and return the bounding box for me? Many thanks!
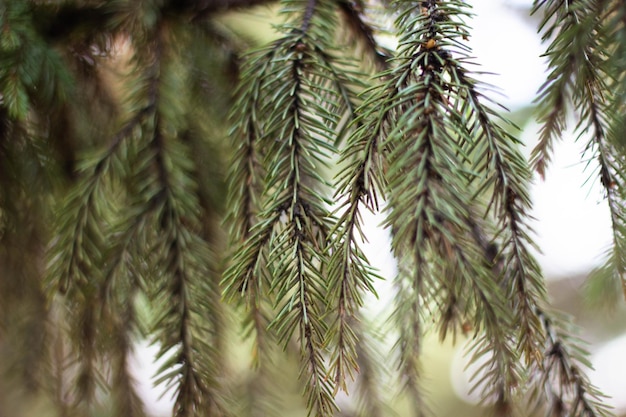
[531,0,614,188]
[324,34,393,393]
[529,0,598,177]
[45,100,151,414]
[325,66,382,394]
[392,260,430,417]
[574,7,626,297]
[532,0,626,299]
[135,23,228,417]
[225,49,270,247]
[225,0,373,411]
[530,0,609,179]
[350,316,388,417]
[364,2,521,406]
[50,13,229,416]
[592,2,626,300]
[472,208,613,416]
[42,50,160,402]
[460,73,548,365]
[528,308,613,417]
[107,304,147,417]
[260,35,335,414]
[149,120,227,416]
[223,45,276,361]
[97,188,152,417]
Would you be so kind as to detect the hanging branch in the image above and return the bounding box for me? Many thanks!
[149,134,227,417]
[45,90,152,414]
[524,308,614,417]
[350,315,388,417]
[223,45,274,365]
[343,0,522,410]
[527,4,625,410]
[223,0,360,413]
[453,66,548,367]
[470,202,613,416]
[592,1,626,301]
[130,22,228,417]
[256,32,335,411]
[42,6,163,399]
[48,7,231,414]
[105,299,147,417]
[585,47,626,304]
[225,52,269,247]
[532,0,626,299]
[391,258,430,417]
[323,53,379,398]
[531,0,607,177]
[325,11,391,391]
[400,0,548,376]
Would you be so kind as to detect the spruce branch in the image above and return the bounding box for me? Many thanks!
[44,101,151,412]
[391,259,430,417]
[461,73,548,366]
[324,55,381,396]
[404,11,553,373]
[471,205,614,416]
[380,1,521,406]
[256,28,337,414]
[224,0,370,412]
[458,72,551,410]
[532,0,626,299]
[324,23,396,394]
[106,301,148,417]
[48,12,231,416]
[530,0,609,178]
[47,102,152,295]
[222,43,277,362]
[578,2,626,307]
[350,316,389,417]
[0,2,72,117]
[225,50,270,247]
[592,1,626,300]
[527,308,613,417]
[149,118,227,417]
[45,21,164,408]
[132,23,228,417]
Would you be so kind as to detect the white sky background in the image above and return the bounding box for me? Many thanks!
[131,1,626,415]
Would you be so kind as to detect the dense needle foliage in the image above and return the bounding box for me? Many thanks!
[0,0,624,416]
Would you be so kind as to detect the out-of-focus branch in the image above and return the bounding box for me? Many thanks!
[336,0,390,71]
[181,0,279,22]
[32,0,280,42]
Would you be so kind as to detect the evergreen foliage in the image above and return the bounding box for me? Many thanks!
[0,1,623,416]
